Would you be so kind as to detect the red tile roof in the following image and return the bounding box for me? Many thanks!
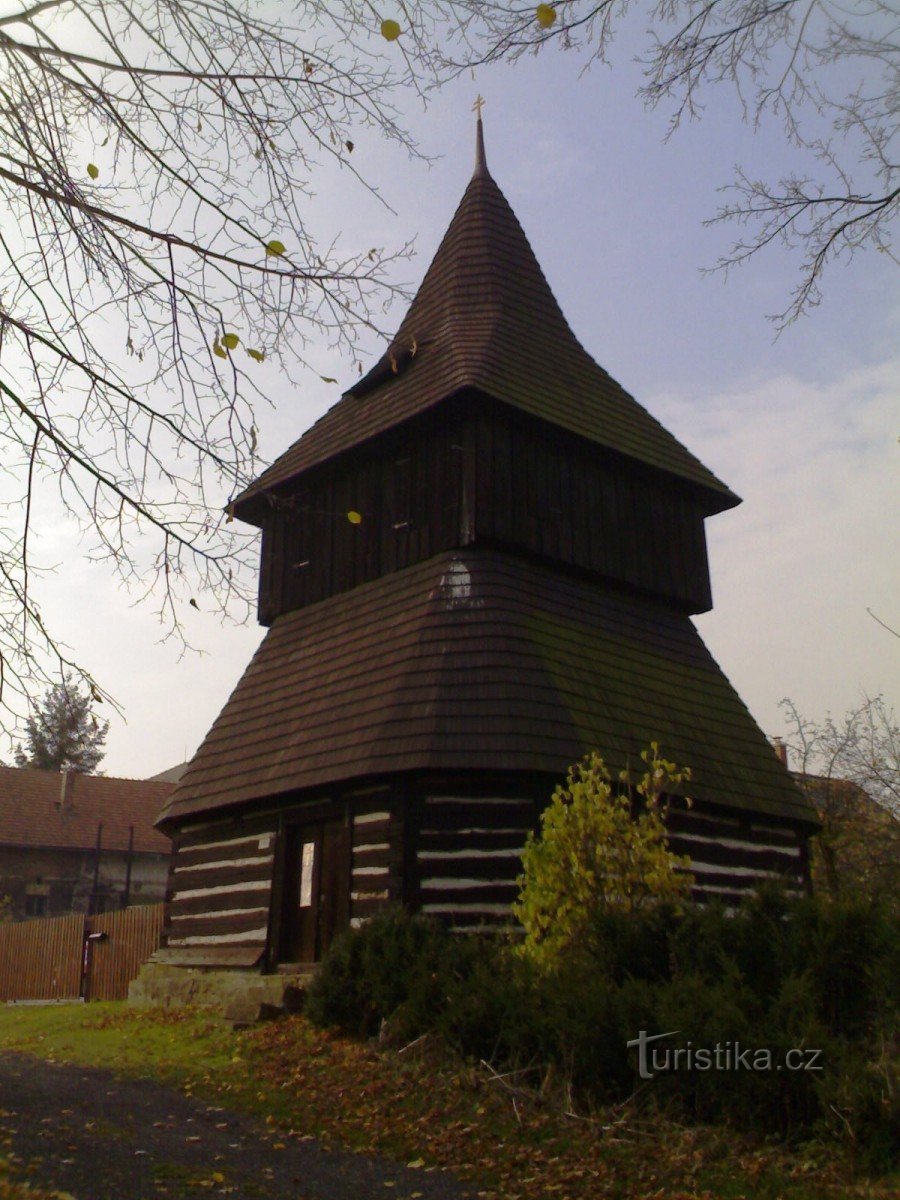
[233,133,738,520]
[0,766,172,854]
[159,548,815,829]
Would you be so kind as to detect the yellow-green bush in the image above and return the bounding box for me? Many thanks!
[513,744,693,969]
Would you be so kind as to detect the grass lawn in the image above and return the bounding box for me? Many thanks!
[0,1002,895,1200]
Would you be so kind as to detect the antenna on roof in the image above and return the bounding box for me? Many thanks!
[472,94,488,177]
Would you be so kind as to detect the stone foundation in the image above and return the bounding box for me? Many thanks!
[128,961,314,1019]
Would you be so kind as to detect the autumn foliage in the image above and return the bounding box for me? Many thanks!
[514,744,693,969]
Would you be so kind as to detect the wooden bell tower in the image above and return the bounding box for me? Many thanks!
[156,120,817,969]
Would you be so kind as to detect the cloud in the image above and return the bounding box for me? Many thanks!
[652,358,899,739]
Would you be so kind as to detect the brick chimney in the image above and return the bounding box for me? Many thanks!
[771,738,789,769]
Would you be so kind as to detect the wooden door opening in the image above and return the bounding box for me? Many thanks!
[278,818,348,964]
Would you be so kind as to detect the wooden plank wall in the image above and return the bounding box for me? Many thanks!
[86,903,166,1002]
[416,796,533,932]
[259,423,464,624]
[0,912,84,1002]
[474,411,713,614]
[165,815,277,954]
[257,404,714,626]
[0,906,164,1004]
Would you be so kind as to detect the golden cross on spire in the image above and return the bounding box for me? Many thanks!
[472,94,486,120]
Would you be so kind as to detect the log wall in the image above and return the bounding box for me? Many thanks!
[410,792,808,931]
[415,795,535,932]
[668,806,807,908]
[164,815,277,954]
[349,792,403,927]
[160,790,809,962]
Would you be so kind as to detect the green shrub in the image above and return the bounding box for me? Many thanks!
[426,939,538,1064]
[786,894,899,1039]
[305,907,455,1038]
[585,903,679,983]
[532,963,658,1099]
[306,907,543,1065]
[308,892,898,1166]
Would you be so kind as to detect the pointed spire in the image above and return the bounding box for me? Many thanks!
[472,95,488,178]
[233,113,740,518]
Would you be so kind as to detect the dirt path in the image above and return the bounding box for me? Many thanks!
[0,1051,473,1200]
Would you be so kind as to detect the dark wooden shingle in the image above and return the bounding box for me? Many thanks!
[159,549,815,829]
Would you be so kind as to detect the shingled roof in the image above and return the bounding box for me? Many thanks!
[0,766,172,854]
[158,548,815,829]
[233,121,738,520]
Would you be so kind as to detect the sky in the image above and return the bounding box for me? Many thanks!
[8,20,898,779]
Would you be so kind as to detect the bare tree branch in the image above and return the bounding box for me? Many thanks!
[2,0,895,743]
[0,0,421,734]
[780,695,900,901]
[411,0,898,328]
[867,607,900,640]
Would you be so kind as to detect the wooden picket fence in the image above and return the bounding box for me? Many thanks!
[0,903,164,1003]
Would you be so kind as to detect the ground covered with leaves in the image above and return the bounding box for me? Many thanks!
[0,1004,894,1200]
[0,1046,465,1199]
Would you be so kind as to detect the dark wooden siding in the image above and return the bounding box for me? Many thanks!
[258,405,712,625]
[259,422,464,624]
[473,409,713,613]
[164,814,276,954]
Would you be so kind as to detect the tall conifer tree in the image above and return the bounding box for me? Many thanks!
[14,677,109,773]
